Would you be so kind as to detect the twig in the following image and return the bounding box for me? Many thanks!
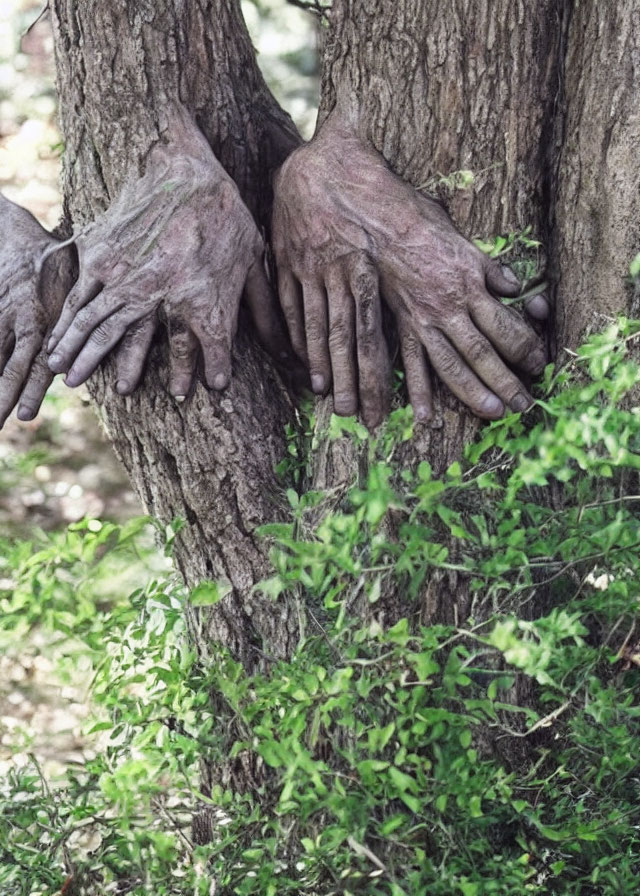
[287,0,331,16]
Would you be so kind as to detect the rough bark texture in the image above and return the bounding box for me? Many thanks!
[50,0,302,666]
[319,0,563,242]
[553,0,640,351]
[48,0,638,649]
[311,0,566,625]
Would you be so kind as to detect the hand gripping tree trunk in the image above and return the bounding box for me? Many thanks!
[49,0,638,743]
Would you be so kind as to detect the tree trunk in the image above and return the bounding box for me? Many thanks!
[552,0,640,351]
[50,0,304,667]
[48,0,638,653]
[310,0,566,626]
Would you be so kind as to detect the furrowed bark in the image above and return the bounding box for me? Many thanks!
[311,0,565,624]
[552,0,640,351]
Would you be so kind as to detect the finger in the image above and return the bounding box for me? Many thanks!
[469,293,546,375]
[447,318,534,413]
[16,352,55,421]
[422,327,504,420]
[277,268,306,364]
[48,291,125,374]
[167,321,198,400]
[302,278,331,395]
[484,261,521,298]
[64,306,134,387]
[349,256,391,429]
[400,328,433,423]
[524,292,550,321]
[190,322,232,391]
[245,260,293,363]
[325,265,357,417]
[0,334,41,427]
[47,276,103,354]
[114,314,157,395]
[0,332,15,377]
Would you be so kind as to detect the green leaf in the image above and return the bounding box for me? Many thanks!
[190,581,232,607]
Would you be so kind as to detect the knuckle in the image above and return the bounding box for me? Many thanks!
[511,329,538,359]
[171,336,194,361]
[328,316,352,351]
[465,337,488,364]
[438,351,463,378]
[305,312,326,339]
[74,305,97,331]
[91,321,112,347]
[1,362,20,385]
[402,333,421,357]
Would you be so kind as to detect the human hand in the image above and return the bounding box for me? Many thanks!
[0,195,76,427]
[272,117,548,426]
[47,111,289,397]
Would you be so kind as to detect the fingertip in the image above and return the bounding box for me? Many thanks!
[116,379,131,395]
[526,347,547,376]
[485,262,521,298]
[362,406,384,431]
[311,373,326,394]
[48,352,66,373]
[480,394,504,419]
[509,391,533,413]
[212,372,228,391]
[524,294,550,321]
[17,404,36,422]
[414,403,433,424]
[64,369,85,388]
[333,392,358,417]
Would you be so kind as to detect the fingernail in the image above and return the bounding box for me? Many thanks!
[501,265,519,285]
[526,296,550,321]
[213,373,227,390]
[174,394,186,403]
[17,405,35,421]
[116,379,130,395]
[47,336,56,353]
[414,404,432,423]
[65,370,80,388]
[510,392,531,413]
[482,395,504,418]
[311,374,325,393]
[48,353,63,372]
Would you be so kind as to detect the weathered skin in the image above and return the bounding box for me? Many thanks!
[47,110,289,398]
[0,195,76,426]
[272,114,549,427]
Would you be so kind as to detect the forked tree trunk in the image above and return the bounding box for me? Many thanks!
[48,0,639,659]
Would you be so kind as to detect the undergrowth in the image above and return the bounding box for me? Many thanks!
[1,317,640,895]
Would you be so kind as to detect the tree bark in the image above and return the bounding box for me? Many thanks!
[50,0,303,666]
[552,0,640,351]
[46,0,640,869]
[48,0,639,648]
[309,0,566,625]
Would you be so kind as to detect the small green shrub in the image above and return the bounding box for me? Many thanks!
[1,318,639,895]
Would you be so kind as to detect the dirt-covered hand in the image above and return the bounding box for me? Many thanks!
[272,118,548,426]
[0,195,77,427]
[47,111,287,395]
